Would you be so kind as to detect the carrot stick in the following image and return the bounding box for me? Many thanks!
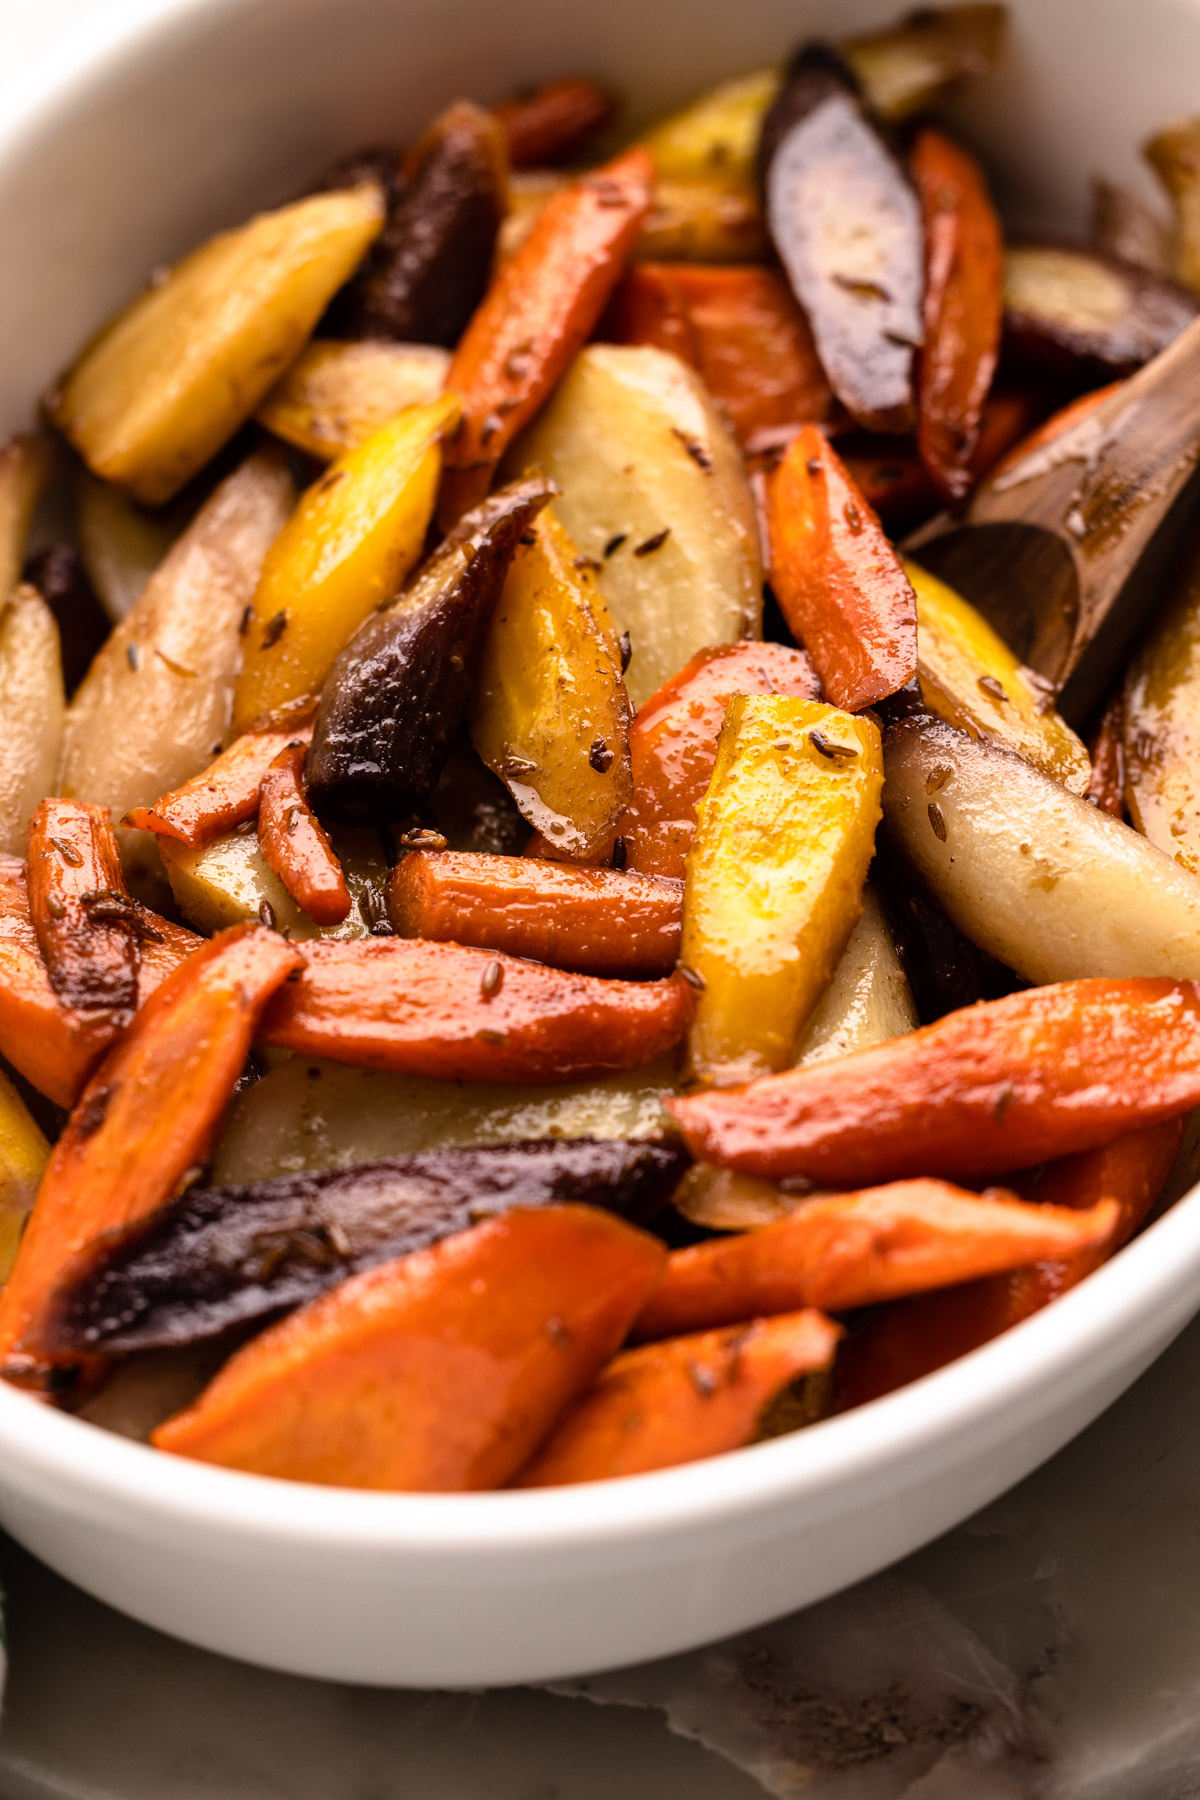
[257,936,694,1082]
[387,850,682,977]
[766,424,918,711]
[669,979,1200,1185]
[0,923,302,1369]
[26,799,140,1045]
[152,1205,666,1490]
[257,742,350,927]
[122,715,316,849]
[912,128,1004,504]
[513,1309,839,1486]
[440,147,652,524]
[632,1179,1118,1341]
[1086,689,1127,817]
[834,1119,1182,1409]
[493,77,616,168]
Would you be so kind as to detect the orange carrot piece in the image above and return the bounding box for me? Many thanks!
[835,1120,1182,1409]
[257,742,351,927]
[26,799,139,1045]
[514,1309,839,1487]
[0,924,302,1368]
[258,936,694,1082]
[152,1205,666,1490]
[123,717,316,849]
[493,77,616,168]
[1087,689,1127,817]
[766,424,918,711]
[912,128,1004,504]
[440,146,653,523]
[632,1179,1118,1342]
[605,263,832,450]
[387,850,681,977]
[669,979,1200,1186]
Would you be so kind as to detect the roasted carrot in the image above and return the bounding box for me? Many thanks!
[835,1119,1182,1409]
[605,263,832,449]
[912,128,1004,504]
[122,715,316,849]
[493,77,616,168]
[152,1205,666,1490]
[513,1309,839,1486]
[632,1179,1118,1342]
[1087,689,1127,817]
[669,979,1200,1185]
[766,424,918,712]
[387,850,682,977]
[440,146,652,523]
[0,923,302,1368]
[26,799,139,1045]
[257,742,351,927]
[842,389,1042,528]
[258,936,694,1082]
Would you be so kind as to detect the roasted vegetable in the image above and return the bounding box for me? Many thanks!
[47,1138,688,1356]
[515,1308,839,1486]
[840,386,1041,531]
[336,102,508,346]
[469,507,632,855]
[0,434,53,599]
[759,46,924,433]
[0,1069,50,1287]
[257,743,351,927]
[1144,117,1200,293]
[50,185,386,505]
[767,424,917,710]
[77,474,185,623]
[124,716,315,849]
[604,262,831,449]
[0,924,302,1368]
[24,544,109,697]
[255,339,449,460]
[1124,528,1200,869]
[636,179,768,264]
[495,76,616,167]
[1090,177,1171,278]
[794,883,916,1065]
[873,842,991,1021]
[840,4,1008,122]
[669,978,1200,1185]
[258,937,694,1082]
[514,344,762,709]
[682,696,883,1085]
[907,559,1091,792]
[882,714,1200,983]
[0,586,64,856]
[151,1206,666,1489]
[26,798,140,1034]
[643,69,781,188]
[425,731,530,856]
[60,450,295,833]
[159,822,386,942]
[306,474,553,821]
[1087,690,1127,817]
[441,148,652,522]
[633,1178,1117,1339]
[1003,243,1197,375]
[912,127,1003,503]
[388,851,682,978]
[233,395,459,733]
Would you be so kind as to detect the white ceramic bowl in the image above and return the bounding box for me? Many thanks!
[1,0,1200,1690]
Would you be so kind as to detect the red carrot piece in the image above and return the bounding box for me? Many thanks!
[123,716,316,849]
[493,77,616,168]
[257,742,351,927]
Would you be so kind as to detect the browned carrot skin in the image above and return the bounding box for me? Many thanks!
[669,980,1200,1186]
[513,1309,839,1487]
[387,850,682,977]
[440,146,652,524]
[257,742,351,927]
[0,923,302,1370]
[123,716,316,849]
[834,1120,1182,1410]
[152,1205,666,1491]
[766,424,918,712]
[632,1180,1118,1342]
[26,798,140,1040]
[493,77,616,168]
[912,128,1004,504]
[1086,690,1127,817]
[258,936,694,1082]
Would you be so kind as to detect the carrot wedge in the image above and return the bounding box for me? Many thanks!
[766,425,918,711]
[387,850,682,978]
[493,77,616,168]
[0,923,302,1368]
[152,1205,666,1490]
[632,1180,1118,1341]
[912,128,1003,504]
[122,716,315,849]
[669,979,1200,1185]
[513,1309,840,1487]
[26,799,140,1045]
[257,742,350,926]
[835,1119,1182,1409]
[440,146,652,524]
[257,937,693,1082]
